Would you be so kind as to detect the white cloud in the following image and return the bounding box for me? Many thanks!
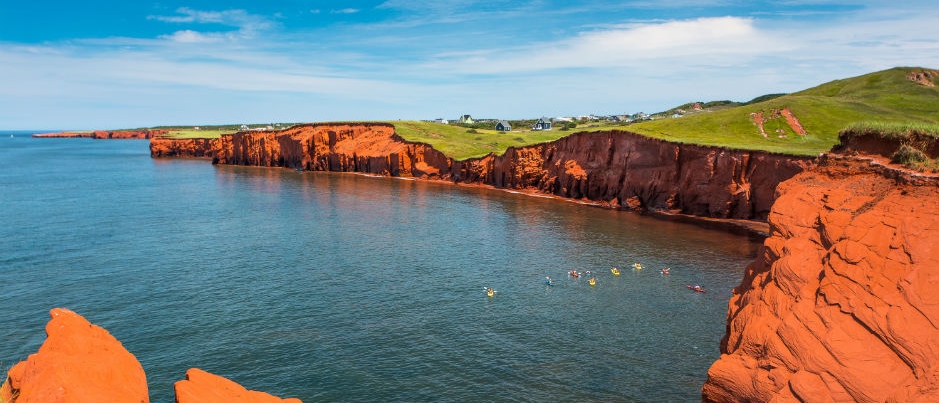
[159,30,224,44]
[425,17,774,74]
[331,8,361,14]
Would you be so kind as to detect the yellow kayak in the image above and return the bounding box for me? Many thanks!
[611,268,620,276]
[632,263,643,270]
[589,277,596,286]
[487,289,495,297]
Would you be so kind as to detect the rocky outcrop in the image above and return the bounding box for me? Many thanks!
[33,129,167,139]
[153,125,810,222]
[150,137,219,158]
[0,308,149,403]
[1,309,300,403]
[702,156,939,403]
[175,368,301,403]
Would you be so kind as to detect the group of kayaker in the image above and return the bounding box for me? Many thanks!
[487,264,703,296]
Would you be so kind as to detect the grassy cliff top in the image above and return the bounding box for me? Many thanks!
[626,67,939,156]
[152,67,938,159]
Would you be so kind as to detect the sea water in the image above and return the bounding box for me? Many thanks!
[0,133,759,402]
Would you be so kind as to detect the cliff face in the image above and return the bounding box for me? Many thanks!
[33,129,167,139]
[153,125,809,221]
[702,156,939,403]
[150,137,219,158]
[212,123,452,178]
[2,309,300,403]
[452,131,808,220]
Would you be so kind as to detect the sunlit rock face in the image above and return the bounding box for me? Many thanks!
[702,155,939,403]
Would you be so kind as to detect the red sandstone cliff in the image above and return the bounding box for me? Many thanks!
[451,131,809,220]
[1,309,300,403]
[33,129,167,139]
[152,124,810,221]
[701,155,939,402]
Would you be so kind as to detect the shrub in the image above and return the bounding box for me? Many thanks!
[891,144,928,168]
[466,128,478,134]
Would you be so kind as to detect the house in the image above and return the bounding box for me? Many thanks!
[495,121,512,131]
[459,114,474,124]
[532,118,552,131]
[434,118,449,124]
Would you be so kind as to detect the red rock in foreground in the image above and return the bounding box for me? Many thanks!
[0,308,149,403]
[1,309,301,403]
[175,368,302,403]
[702,156,939,403]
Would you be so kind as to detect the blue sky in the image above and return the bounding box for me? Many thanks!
[1,1,936,129]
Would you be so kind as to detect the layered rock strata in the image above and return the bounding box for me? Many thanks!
[1,309,300,403]
[702,156,939,403]
[151,124,811,221]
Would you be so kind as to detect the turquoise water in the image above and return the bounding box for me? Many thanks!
[0,133,758,402]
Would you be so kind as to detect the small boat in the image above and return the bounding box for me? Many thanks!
[686,285,706,293]
[661,268,671,275]
[632,263,643,270]
[611,268,620,276]
[569,270,580,278]
[545,277,554,286]
[589,277,596,286]
[487,288,495,297]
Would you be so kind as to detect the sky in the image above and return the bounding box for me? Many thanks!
[1,0,936,130]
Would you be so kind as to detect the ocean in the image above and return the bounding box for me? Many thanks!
[0,132,759,402]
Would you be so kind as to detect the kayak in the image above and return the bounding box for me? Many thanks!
[632,263,643,270]
[487,289,495,297]
[611,268,620,276]
[686,285,706,293]
[589,278,596,286]
[545,277,554,286]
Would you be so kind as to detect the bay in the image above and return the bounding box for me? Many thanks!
[0,133,758,402]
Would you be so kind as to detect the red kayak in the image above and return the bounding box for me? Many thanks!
[686,285,706,293]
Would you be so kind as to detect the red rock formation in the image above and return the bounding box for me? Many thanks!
[154,125,810,222]
[702,156,939,403]
[175,368,302,403]
[452,131,809,220]
[150,137,219,158]
[1,310,301,403]
[906,69,938,87]
[32,130,167,139]
[212,122,452,178]
[0,308,149,403]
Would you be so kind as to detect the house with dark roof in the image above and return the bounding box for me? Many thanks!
[532,118,552,131]
[495,121,512,131]
[459,114,474,124]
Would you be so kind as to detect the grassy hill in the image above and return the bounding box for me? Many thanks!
[627,67,939,156]
[152,67,937,159]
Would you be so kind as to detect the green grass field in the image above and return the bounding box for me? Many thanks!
[147,67,937,159]
[627,67,939,156]
[390,120,595,160]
